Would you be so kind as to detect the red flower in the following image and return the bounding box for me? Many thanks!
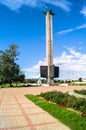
[82,112,86,118]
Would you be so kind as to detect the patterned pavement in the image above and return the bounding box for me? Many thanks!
[0,85,86,130]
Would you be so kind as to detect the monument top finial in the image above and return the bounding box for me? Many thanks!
[43,9,55,15]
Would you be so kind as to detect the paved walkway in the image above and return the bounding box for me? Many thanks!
[0,86,86,130]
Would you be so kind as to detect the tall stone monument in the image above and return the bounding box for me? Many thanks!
[40,9,59,86]
[45,9,54,85]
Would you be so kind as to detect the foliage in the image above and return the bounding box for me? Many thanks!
[0,82,30,88]
[26,94,86,130]
[0,44,25,86]
[26,79,38,83]
[74,89,86,95]
[40,91,86,113]
[41,79,47,84]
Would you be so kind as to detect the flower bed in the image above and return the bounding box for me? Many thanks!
[40,91,86,117]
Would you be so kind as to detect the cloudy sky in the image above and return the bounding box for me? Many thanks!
[0,0,86,79]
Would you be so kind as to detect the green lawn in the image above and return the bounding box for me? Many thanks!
[26,94,86,130]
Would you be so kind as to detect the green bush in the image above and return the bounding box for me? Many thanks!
[66,96,76,108]
[74,89,86,95]
[40,91,86,113]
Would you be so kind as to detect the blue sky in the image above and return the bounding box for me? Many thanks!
[0,0,86,79]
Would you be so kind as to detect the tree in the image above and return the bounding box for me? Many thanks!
[14,71,25,86]
[0,44,25,87]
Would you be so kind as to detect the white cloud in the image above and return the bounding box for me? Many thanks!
[80,6,86,16]
[0,0,37,10]
[57,24,86,35]
[57,28,74,34]
[68,48,81,57]
[23,48,86,79]
[0,0,71,11]
[76,24,86,29]
[41,0,71,11]
[24,59,46,72]
[23,59,46,78]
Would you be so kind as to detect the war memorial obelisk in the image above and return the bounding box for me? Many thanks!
[45,10,54,85]
[40,9,59,86]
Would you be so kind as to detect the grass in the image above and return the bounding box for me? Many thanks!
[0,84,10,88]
[25,94,86,130]
[0,83,38,88]
[0,83,29,88]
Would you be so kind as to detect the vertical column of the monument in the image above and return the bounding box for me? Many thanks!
[46,11,54,85]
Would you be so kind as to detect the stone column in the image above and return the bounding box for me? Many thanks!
[46,10,54,85]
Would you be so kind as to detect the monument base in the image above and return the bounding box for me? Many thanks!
[42,83,54,87]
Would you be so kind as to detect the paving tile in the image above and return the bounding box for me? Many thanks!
[0,104,19,110]
[36,123,70,130]
[0,116,28,128]
[15,127,31,130]
[21,103,36,108]
[24,107,45,115]
[0,109,22,117]
[1,102,18,105]
[28,113,58,125]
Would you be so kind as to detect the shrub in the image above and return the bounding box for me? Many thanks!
[74,89,86,95]
[40,91,86,113]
